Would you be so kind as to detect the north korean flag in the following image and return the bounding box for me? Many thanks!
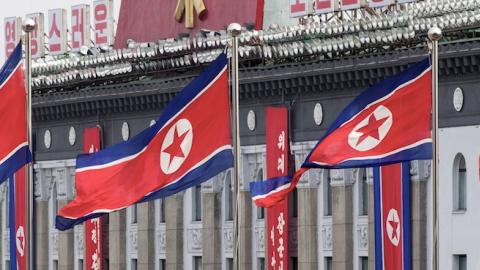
[9,167,28,270]
[56,53,233,230]
[251,58,432,207]
[374,162,411,270]
[0,43,32,184]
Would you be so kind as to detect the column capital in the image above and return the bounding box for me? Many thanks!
[330,168,357,187]
[201,170,226,193]
[410,160,431,182]
[240,150,265,192]
[297,168,321,189]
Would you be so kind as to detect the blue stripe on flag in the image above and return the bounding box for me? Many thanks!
[9,175,17,270]
[303,143,432,169]
[373,166,383,270]
[0,145,31,185]
[303,58,431,166]
[76,53,228,169]
[57,148,233,230]
[249,176,292,198]
[0,42,22,86]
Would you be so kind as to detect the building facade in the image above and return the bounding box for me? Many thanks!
[1,17,480,270]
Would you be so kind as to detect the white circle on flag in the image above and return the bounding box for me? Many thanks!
[348,105,393,152]
[160,119,193,174]
[16,225,25,257]
[386,208,401,247]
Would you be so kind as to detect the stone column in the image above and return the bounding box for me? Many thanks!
[238,190,252,269]
[34,167,52,270]
[138,201,155,269]
[166,193,184,270]
[55,168,75,270]
[109,210,126,270]
[201,177,222,270]
[35,200,50,270]
[410,161,429,270]
[331,169,355,270]
[57,200,74,270]
[366,168,375,270]
[296,170,320,270]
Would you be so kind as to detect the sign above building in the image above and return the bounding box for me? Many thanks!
[114,0,262,48]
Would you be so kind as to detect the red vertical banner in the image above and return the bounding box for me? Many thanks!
[83,127,104,270]
[13,167,27,270]
[266,107,289,270]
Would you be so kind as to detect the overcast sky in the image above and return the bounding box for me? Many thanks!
[0,0,122,63]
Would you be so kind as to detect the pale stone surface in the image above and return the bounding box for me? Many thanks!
[238,191,252,269]
[332,185,353,270]
[138,201,155,270]
[297,188,318,270]
[57,200,74,270]
[202,192,221,270]
[109,209,126,270]
[166,194,183,270]
[36,201,49,270]
[411,181,427,270]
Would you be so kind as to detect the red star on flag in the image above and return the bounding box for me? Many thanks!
[356,114,389,146]
[163,127,188,167]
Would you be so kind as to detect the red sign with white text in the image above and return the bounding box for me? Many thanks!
[4,17,21,58]
[93,0,115,47]
[266,107,289,270]
[48,9,68,55]
[14,167,27,270]
[71,4,91,51]
[83,127,104,270]
[316,0,338,14]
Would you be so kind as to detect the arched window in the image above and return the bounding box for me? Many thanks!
[358,168,368,216]
[453,153,467,211]
[324,170,332,216]
[256,168,264,220]
[224,170,233,221]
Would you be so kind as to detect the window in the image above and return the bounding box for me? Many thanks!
[131,204,138,224]
[194,256,202,270]
[324,170,332,216]
[159,199,166,223]
[6,261,10,270]
[225,171,233,221]
[453,154,467,211]
[360,256,368,270]
[131,259,137,270]
[325,257,332,270]
[289,188,298,218]
[51,183,58,227]
[454,254,467,270]
[289,257,298,270]
[257,258,265,270]
[256,169,265,220]
[226,258,233,270]
[359,168,368,216]
[53,260,58,270]
[193,185,202,221]
[78,259,84,270]
[159,259,166,270]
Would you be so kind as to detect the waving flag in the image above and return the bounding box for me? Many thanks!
[57,53,233,230]
[374,162,411,270]
[9,167,28,270]
[251,58,432,207]
[0,43,32,183]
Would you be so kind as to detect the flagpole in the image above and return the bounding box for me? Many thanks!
[22,19,35,270]
[428,26,442,270]
[227,22,242,270]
